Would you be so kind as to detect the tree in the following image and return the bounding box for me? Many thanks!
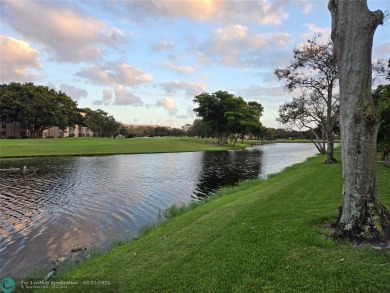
[187,119,211,138]
[329,0,390,242]
[373,60,390,161]
[277,92,339,154]
[81,108,120,137]
[0,82,80,138]
[275,35,338,163]
[193,91,263,145]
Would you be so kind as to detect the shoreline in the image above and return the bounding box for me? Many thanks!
[0,137,324,159]
[0,137,241,159]
[22,152,389,292]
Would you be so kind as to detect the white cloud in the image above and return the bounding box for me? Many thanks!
[196,25,292,67]
[164,63,196,74]
[76,63,152,87]
[156,98,177,115]
[2,1,124,63]
[0,35,42,83]
[59,84,88,100]
[93,86,143,106]
[113,86,143,106]
[160,81,207,97]
[103,89,114,102]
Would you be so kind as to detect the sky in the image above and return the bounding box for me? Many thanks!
[1,0,389,129]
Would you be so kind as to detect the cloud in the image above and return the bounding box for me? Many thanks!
[93,89,113,106]
[156,98,177,115]
[0,35,42,83]
[164,63,196,74]
[373,42,390,60]
[195,25,292,67]
[300,24,331,43]
[238,84,286,101]
[160,81,207,97]
[151,40,175,51]
[76,63,152,87]
[2,1,124,63]
[59,84,88,100]
[302,3,313,15]
[113,86,143,106]
[93,86,143,106]
[99,0,289,26]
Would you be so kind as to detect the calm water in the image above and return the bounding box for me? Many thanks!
[0,143,317,278]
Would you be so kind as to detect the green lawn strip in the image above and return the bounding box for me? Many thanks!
[0,137,239,158]
[42,153,390,292]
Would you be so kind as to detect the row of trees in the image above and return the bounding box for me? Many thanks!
[0,82,122,138]
[122,126,186,138]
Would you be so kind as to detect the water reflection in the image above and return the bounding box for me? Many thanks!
[0,143,317,278]
[193,149,262,198]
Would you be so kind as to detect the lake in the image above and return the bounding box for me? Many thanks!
[0,143,318,278]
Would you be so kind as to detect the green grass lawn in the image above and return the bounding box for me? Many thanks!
[0,137,244,158]
[34,152,390,292]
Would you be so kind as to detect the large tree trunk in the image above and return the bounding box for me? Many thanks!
[329,0,390,243]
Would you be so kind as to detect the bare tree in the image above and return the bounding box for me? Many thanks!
[275,34,338,163]
[278,92,339,155]
[329,0,390,243]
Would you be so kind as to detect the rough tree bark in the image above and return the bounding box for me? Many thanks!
[329,0,390,243]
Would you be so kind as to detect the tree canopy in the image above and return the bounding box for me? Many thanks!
[193,91,264,145]
[0,82,81,138]
[80,108,121,138]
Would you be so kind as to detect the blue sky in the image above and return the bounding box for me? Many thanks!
[1,0,389,128]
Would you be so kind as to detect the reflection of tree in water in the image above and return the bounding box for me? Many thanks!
[193,149,262,199]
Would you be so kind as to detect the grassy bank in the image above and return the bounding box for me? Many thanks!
[38,153,390,292]
[0,137,245,158]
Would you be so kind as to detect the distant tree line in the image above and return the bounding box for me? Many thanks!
[121,126,186,138]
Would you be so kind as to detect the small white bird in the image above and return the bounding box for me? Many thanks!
[23,165,27,171]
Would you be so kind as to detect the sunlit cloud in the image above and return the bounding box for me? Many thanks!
[113,86,143,106]
[0,36,42,83]
[97,0,289,26]
[2,0,124,63]
[156,98,177,116]
[76,63,152,87]
[195,25,292,67]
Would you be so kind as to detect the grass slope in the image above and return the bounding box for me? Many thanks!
[44,153,390,292]
[0,137,239,158]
